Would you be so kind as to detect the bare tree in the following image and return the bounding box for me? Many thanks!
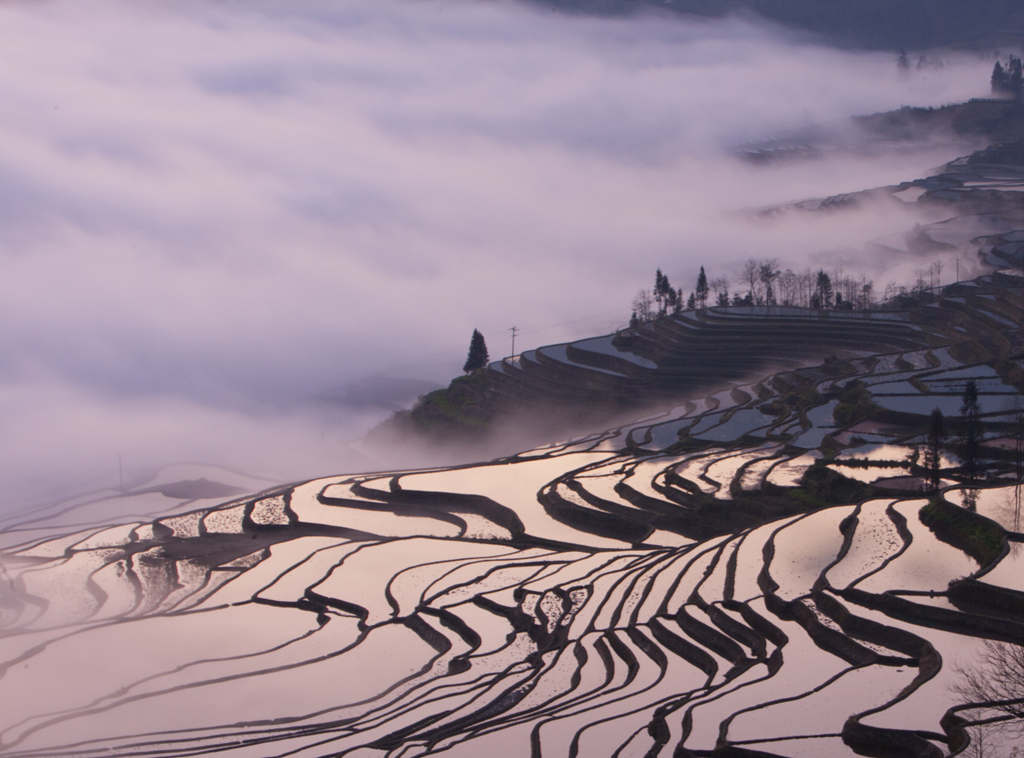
[799,270,816,308]
[743,259,762,305]
[632,289,653,322]
[777,269,797,306]
[953,639,1024,739]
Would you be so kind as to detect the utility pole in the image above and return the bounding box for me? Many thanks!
[956,257,960,283]
[508,326,519,357]
[118,453,124,492]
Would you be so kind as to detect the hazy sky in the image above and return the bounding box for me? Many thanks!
[0,0,994,507]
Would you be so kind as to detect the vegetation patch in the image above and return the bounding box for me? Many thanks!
[832,381,878,427]
[789,463,875,510]
[390,371,496,439]
[995,355,1024,392]
[920,498,1005,568]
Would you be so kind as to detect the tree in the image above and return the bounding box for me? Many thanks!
[710,277,729,308]
[758,260,779,301]
[815,270,833,309]
[687,292,696,311]
[897,49,910,72]
[953,639,1024,742]
[743,259,762,305]
[695,266,709,311]
[654,269,676,316]
[960,380,982,501]
[924,408,944,492]
[992,56,1023,98]
[1010,55,1024,97]
[666,286,679,314]
[992,60,1009,94]
[632,289,654,322]
[463,329,489,373]
[859,281,874,310]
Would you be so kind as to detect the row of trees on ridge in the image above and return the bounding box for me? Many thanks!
[991,55,1023,99]
[630,260,878,325]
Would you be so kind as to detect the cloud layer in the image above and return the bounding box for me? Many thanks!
[0,0,993,508]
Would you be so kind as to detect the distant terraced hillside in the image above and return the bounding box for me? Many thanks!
[382,275,1022,447]
[381,134,1024,452]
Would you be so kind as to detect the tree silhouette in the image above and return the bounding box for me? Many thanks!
[632,289,654,321]
[992,60,1009,94]
[953,640,1024,740]
[815,270,834,309]
[463,329,489,373]
[924,407,944,492]
[758,260,779,305]
[695,266,709,311]
[654,269,676,316]
[991,56,1023,98]
[960,380,982,503]
[1011,55,1024,97]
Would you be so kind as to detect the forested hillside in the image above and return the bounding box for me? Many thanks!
[530,0,1024,50]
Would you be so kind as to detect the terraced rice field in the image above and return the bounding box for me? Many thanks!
[1,268,1023,756]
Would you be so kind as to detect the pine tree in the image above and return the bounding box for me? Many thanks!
[654,269,675,316]
[463,329,489,373]
[992,57,1023,98]
[924,407,944,493]
[960,380,982,498]
[695,266,709,311]
[992,60,1009,94]
[1010,55,1024,97]
[687,292,696,311]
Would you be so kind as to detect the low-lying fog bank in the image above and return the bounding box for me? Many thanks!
[0,0,999,511]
